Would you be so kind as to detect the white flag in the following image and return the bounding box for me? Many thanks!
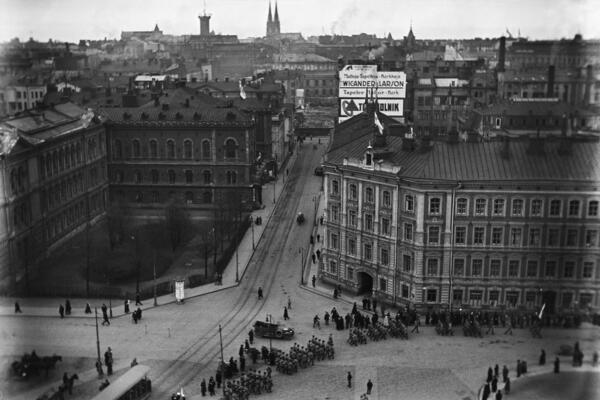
[538,303,546,319]
[374,112,384,135]
[239,80,247,100]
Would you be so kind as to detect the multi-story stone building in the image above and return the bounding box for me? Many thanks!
[101,88,260,218]
[0,103,107,291]
[320,102,600,314]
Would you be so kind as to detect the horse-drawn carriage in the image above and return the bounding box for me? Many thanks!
[296,212,305,225]
[12,352,62,379]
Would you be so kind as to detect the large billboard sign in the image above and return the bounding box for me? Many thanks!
[338,65,406,122]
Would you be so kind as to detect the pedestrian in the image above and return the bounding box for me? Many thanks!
[539,349,546,365]
[494,364,499,378]
[131,358,138,367]
[288,296,292,310]
[487,367,493,383]
[502,365,509,382]
[482,383,491,400]
[312,275,316,287]
[310,235,314,245]
[239,356,245,372]
[65,299,72,315]
[85,303,92,314]
[135,292,143,306]
[316,249,321,259]
[504,376,510,393]
[367,379,373,394]
[347,371,352,388]
[593,351,599,367]
[101,304,110,326]
[248,329,254,345]
[216,370,222,388]
[312,253,316,264]
[59,304,65,318]
[201,378,207,396]
[333,288,338,299]
[124,299,130,314]
[95,359,104,377]
[495,389,503,400]
[258,287,263,299]
[324,311,330,325]
[208,376,216,396]
[104,347,113,375]
[320,216,324,225]
[411,314,420,333]
[372,298,378,312]
[516,360,521,377]
[554,357,560,373]
[283,306,289,320]
[317,234,320,242]
[14,301,22,313]
[239,344,244,358]
[491,376,498,392]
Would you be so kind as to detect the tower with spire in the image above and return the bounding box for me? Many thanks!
[266,1,281,37]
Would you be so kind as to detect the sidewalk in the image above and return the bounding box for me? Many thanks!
[0,148,299,319]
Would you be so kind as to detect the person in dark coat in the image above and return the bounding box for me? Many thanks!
[504,377,511,393]
[65,299,72,315]
[59,304,65,318]
[216,370,222,388]
[347,371,352,388]
[367,379,373,394]
[554,357,560,373]
[102,304,110,326]
[312,253,316,264]
[135,292,143,306]
[14,301,22,313]
[516,360,521,377]
[502,365,509,382]
[248,329,254,345]
[495,389,503,400]
[200,378,207,396]
[482,383,491,400]
[539,349,546,365]
[208,376,216,396]
[124,300,130,314]
[494,364,499,378]
[310,235,314,245]
[372,298,378,312]
[491,376,498,392]
[85,303,92,314]
[239,345,244,358]
[487,367,493,382]
[283,306,289,320]
[257,287,263,299]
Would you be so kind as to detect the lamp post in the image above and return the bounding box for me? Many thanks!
[218,324,225,396]
[94,307,103,376]
[249,215,255,250]
[153,249,157,306]
[273,177,276,204]
[299,247,305,285]
[130,233,140,294]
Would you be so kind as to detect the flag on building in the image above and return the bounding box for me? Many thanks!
[374,112,384,135]
[538,303,546,319]
[239,80,247,100]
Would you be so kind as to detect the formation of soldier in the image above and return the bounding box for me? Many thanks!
[222,369,273,400]
[273,336,334,375]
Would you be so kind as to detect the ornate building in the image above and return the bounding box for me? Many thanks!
[0,103,107,291]
[266,2,281,38]
[320,100,600,314]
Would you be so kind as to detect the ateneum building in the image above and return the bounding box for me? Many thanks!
[320,103,600,314]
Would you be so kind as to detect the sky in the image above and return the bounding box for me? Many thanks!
[0,0,598,43]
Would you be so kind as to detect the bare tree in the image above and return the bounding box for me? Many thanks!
[106,199,127,250]
[165,198,191,251]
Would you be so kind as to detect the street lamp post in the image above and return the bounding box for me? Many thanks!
[299,247,305,285]
[94,307,103,376]
[266,314,273,351]
[218,324,225,396]
[130,234,140,294]
[235,247,239,283]
[250,216,255,250]
[273,177,276,204]
[153,249,157,306]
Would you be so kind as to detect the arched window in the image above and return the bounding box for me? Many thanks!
[151,191,159,203]
[226,171,237,184]
[149,139,158,158]
[185,170,193,183]
[151,169,159,183]
[134,170,142,183]
[114,140,122,159]
[203,191,212,203]
[46,154,52,176]
[349,184,357,200]
[70,144,76,166]
[202,140,211,159]
[203,170,212,184]
[365,187,374,203]
[53,151,58,174]
[185,191,194,204]
[225,138,237,158]
[168,169,176,184]
[166,139,175,159]
[184,139,193,159]
[132,139,141,158]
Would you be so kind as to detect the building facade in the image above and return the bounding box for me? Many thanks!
[0,103,107,292]
[320,104,600,314]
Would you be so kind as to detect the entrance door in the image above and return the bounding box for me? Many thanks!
[357,272,373,295]
[542,291,557,314]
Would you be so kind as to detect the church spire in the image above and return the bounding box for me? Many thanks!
[268,2,272,22]
[274,1,279,22]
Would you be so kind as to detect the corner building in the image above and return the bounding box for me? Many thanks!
[321,104,600,314]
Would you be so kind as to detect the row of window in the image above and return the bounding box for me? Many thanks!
[342,236,391,266]
[330,181,393,208]
[450,258,598,279]
[41,172,86,213]
[9,165,28,195]
[44,195,104,242]
[39,137,101,181]
[449,289,592,309]
[113,138,238,160]
[112,169,240,185]
[335,208,392,235]
[125,190,213,204]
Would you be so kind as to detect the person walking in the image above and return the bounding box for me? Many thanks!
[200,378,207,396]
[287,296,292,310]
[411,314,420,333]
[101,303,110,326]
[59,304,65,318]
[317,234,320,243]
[104,347,113,375]
[85,302,92,314]
[539,349,546,365]
[14,301,22,313]
[347,371,352,388]
[367,379,373,394]
[554,357,560,373]
[310,235,314,245]
[65,299,72,315]
[312,253,316,264]
[248,329,254,345]
[124,299,130,314]
[312,275,316,287]
[504,376,511,393]
[283,306,289,320]
[257,287,263,299]
[135,292,143,306]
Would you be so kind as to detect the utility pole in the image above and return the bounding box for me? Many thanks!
[299,247,304,285]
[218,324,225,396]
[235,247,239,283]
[95,307,103,376]
[153,249,157,306]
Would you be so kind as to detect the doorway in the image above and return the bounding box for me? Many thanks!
[542,291,557,314]
[357,272,373,295]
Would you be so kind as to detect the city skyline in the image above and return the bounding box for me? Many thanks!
[1,0,598,43]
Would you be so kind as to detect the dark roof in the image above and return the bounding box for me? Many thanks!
[481,100,581,117]
[326,133,600,183]
[330,108,399,152]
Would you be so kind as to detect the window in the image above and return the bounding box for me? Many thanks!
[149,139,158,158]
[152,191,159,203]
[453,289,463,303]
[381,217,390,235]
[329,260,337,274]
[472,259,483,276]
[469,290,483,301]
[568,200,580,216]
[166,139,175,159]
[347,238,356,255]
[185,191,193,204]
[364,243,372,261]
[426,289,437,302]
[168,170,176,184]
[347,267,354,280]
[382,191,391,207]
[349,184,357,200]
[512,199,524,216]
[429,197,441,214]
[545,261,556,277]
[508,260,519,277]
[588,200,598,216]
[184,140,193,159]
[404,223,413,241]
[491,227,503,245]
[348,210,357,227]
[453,259,465,276]
[583,262,594,278]
[544,228,559,247]
[185,170,193,184]
[525,291,536,304]
[563,261,575,278]
[493,199,505,216]
[580,292,593,307]
[134,170,142,183]
[364,214,373,231]
[490,260,501,277]
[473,227,485,245]
[132,139,140,157]
[566,229,578,246]
[365,187,374,203]
[561,292,573,308]
[475,198,487,215]
[203,191,212,203]
[380,248,389,266]
[226,171,237,184]
[203,170,212,184]
[225,139,237,158]
[428,226,440,244]
[202,140,211,159]
[506,291,519,306]
[403,254,412,272]
[509,227,522,246]
[525,260,537,277]
[114,140,122,159]
[488,290,500,303]
[586,230,598,247]
[456,198,467,215]
[549,199,561,216]
[455,226,466,244]
[402,285,410,299]
[528,228,541,246]
[135,192,143,203]
[427,259,439,276]
[331,180,339,195]
[405,195,414,212]
[330,205,339,221]
[531,199,543,216]
[330,233,339,250]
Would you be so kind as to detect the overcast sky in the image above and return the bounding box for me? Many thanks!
[1,0,597,43]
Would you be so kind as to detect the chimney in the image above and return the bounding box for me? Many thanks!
[547,65,555,97]
[498,36,506,72]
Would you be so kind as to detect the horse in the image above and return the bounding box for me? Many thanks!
[38,355,63,377]
[63,373,78,395]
